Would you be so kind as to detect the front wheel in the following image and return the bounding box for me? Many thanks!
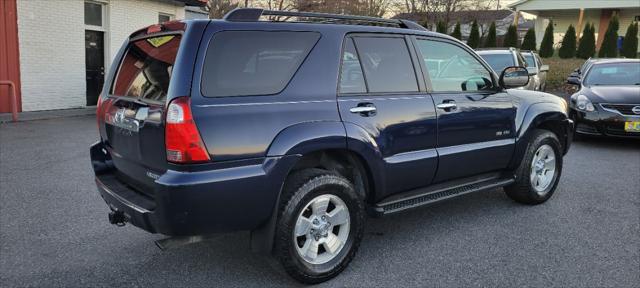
[505,130,563,204]
[274,169,365,284]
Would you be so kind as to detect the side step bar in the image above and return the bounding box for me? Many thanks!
[373,176,515,216]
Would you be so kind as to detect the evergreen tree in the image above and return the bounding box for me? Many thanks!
[467,20,481,48]
[559,25,577,58]
[483,22,497,48]
[520,28,537,50]
[598,15,620,58]
[436,21,447,34]
[503,24,519,48]
[539,20,555,58]
[450,22,462,40]
[577,23,596,59]
[621,22,638,58]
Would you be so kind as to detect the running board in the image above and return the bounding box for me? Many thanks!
[373,176,514,216]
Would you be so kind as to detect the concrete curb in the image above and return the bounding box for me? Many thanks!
[0,107,96,124]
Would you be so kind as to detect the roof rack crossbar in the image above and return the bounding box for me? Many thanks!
[224,8,426,31]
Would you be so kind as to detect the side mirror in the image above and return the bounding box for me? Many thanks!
[540,65,549,72]
[567,77,581,86]
[500,66,529,89]
[527,67,539,76]
[569,71,580,78]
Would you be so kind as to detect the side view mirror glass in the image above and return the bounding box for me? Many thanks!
[569,71,580,78]
[540,65,549,72]
[527,67,539,76]
[500,66,529,89]
[567,77,581,86]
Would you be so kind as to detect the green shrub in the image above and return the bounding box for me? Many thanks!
[483,22,497,48]
[436,21,447,34]
[598,15,619,58]
[520,28,537,50]
[539,20,554,58]
[467,20,481,48]
[503,25,519,48]
[577,23,596,59]
[450,22,462,40]
[559,25,577,58]
[621,22,638,58]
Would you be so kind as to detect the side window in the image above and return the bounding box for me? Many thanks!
[352,37,418,93]
[339,38,366,94]
[416,39,493,92]
[201,31,320,97]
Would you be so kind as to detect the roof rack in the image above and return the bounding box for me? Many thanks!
[223,8,426,31]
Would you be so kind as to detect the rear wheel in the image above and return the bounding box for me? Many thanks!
[274,169,365,284]
[505,130,563,204]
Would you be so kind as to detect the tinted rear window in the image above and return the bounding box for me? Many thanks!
[111,35,181,102]
[201,31,320,97]
[353,37,418,93]
[479,53,514,74]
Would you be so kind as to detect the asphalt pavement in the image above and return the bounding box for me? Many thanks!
[1,115,638,287]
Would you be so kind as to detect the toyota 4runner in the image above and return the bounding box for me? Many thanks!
[90,9,573,284]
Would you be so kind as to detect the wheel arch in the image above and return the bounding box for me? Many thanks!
[251,122,383,253]
[508,102,572,170]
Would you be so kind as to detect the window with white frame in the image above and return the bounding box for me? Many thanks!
[159,13,174,23]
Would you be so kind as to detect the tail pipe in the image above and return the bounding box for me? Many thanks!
[108,211,127,226]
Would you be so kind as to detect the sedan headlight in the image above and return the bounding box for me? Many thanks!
[576,95,595,112]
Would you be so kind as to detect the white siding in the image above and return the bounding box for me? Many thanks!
[513,0,639,11]
[107,0,186,63]
[17,0,86,111]
[16,0,188,111]
[532,8,639,50]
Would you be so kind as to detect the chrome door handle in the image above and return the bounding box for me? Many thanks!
[350,106,377,113]
[436,102,457,110]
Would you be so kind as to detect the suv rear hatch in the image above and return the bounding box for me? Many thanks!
[97,23,190,197]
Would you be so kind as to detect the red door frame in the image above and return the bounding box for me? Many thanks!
[0,0,22,113]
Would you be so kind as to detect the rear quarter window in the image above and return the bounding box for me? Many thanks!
[201,31,320,97]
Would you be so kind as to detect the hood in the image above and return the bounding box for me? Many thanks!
[582,86,640,104]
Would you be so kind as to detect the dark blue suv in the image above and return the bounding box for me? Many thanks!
[90,9,573,284]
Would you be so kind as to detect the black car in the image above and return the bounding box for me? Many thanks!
[90,9,573,284]
[567,57,597,83]
[567,59,640,138]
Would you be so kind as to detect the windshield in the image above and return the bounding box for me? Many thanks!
[523,54,536,68]
[584,62,640,86]
[479,53,515,74]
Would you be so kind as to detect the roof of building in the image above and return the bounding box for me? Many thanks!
[393,9,514,24]
[174,0,207,6]
[508,0,639,11]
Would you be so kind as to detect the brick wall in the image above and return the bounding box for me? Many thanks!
[16,0,187,111]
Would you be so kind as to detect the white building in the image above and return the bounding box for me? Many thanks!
[509,0,640,51]
[0,0,206,112]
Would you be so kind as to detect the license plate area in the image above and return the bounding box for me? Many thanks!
[624,121,640,132]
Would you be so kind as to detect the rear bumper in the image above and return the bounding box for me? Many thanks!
[90,142,297,236]
[572,108,640,139]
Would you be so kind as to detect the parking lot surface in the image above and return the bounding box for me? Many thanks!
[1,115,638,287]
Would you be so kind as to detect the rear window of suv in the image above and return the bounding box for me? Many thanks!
[201,31,320,97]
[111,35,182,102]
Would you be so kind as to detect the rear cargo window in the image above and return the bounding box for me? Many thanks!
[111,35,181,101]
[201,31,320,97]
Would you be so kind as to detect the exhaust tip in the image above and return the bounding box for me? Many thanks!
[108,211,127,227]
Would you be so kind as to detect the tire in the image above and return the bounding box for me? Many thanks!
[274,168,365,284]
[505,129,563,205]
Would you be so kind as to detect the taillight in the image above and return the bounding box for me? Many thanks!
[165,97,210,164]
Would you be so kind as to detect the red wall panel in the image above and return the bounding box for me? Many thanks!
[0,0,22,112]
